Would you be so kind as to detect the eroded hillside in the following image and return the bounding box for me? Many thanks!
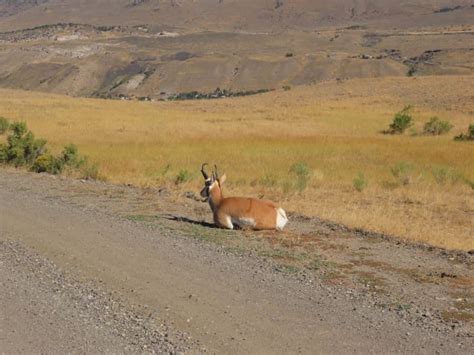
[0,0,472,97]
[1,0,474,31]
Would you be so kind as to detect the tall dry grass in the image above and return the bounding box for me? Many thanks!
[0,76,472,250]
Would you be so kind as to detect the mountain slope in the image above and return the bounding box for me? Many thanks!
[0,0,473,32]
[0,1,472,97]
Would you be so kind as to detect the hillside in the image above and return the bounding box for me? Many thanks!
[0,0,472,97]
[1,0,474,32]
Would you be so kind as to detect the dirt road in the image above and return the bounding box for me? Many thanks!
[1,169,473,353]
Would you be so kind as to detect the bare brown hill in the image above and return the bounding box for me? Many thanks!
[1,0,473,32]
[0,1,472,97]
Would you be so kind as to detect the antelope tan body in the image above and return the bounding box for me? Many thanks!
[200,164,288,231]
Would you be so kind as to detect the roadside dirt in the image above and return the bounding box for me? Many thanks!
[0,240,195,353]
[1,169,473,353]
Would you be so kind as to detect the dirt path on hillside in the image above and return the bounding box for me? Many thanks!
[1,169,473,354]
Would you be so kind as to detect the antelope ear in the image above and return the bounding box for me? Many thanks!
[219,173,227,184]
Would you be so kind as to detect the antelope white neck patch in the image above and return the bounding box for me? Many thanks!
[208,180,218,191]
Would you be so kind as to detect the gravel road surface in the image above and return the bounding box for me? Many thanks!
[1,169,472,354]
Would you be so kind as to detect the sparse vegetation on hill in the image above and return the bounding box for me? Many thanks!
[0,19,472,99]
[434,5,463,13]
[168,88,273,101]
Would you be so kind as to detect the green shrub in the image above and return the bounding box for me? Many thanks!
[454,123,474,141]
[423,117,453,135]
[282,85,291,91]
[61,144,80,166]
[290,162,311,193]
[175,169,193,184]
[9,121,28,137]
[31,153,64,174]
[31,154,53,173]
[353,172,368,192]
[31,144,92,175]
[391,162,414,185]
[3,122,47,166]
[1,120,97,179]
[0,117,9,134]
[0,143,7,163]
[386,106,413,134]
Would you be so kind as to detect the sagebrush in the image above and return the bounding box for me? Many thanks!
[423,117,453,135]
[386,106,413,134]
[454,124,474,141]
[0,118,98,179]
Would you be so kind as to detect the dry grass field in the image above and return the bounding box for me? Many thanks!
[0,76,473,250]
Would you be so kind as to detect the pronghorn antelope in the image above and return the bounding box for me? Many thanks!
[200,164,288,231]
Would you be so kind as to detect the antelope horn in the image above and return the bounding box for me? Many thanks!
[201,163,210,179]
[214,165,219,179]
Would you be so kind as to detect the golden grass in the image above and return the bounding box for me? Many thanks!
[0,76,473,250]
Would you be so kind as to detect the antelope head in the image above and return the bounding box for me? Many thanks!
[200,163,226,203]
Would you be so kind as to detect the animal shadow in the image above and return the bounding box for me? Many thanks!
[164,215,216,229]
